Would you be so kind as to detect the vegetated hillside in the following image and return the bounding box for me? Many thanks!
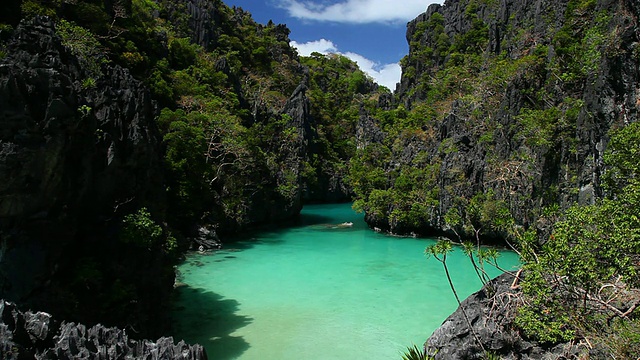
[0,0,386,342]
[351,0,639,241]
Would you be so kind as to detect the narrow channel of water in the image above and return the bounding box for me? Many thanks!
[171,203,520,359]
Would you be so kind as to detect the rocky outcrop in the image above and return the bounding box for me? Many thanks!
[160,0,223,51]
[426,273,586,359]
[356,112,386,150]
[0,17,171,337]
[0,299,207,360]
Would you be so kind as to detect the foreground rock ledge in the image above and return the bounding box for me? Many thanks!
[0,300,207,360]
[425,272,584,359]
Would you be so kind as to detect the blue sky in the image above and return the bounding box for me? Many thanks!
[222,0,442,90]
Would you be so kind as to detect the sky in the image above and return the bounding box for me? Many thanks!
[222,0,442,91]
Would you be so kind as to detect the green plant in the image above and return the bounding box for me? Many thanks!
[21,0,59,18]
[81,77,96,89]
[426,240,488,353]
[168,37,200,69]
[77,104,92,117]
[121,207,163,249]
[483,351,502,360]
[401,344,433,360]
[600,318,640,358]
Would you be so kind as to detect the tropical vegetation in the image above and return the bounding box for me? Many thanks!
[2,0,640,357]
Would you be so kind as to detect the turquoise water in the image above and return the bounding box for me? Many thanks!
[172,203,520,359]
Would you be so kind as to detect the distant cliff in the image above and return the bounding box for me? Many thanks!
[353,0,640,240]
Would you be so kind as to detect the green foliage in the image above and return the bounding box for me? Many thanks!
[514,277,576,343]
[82,77,96,89]
[603,121,640,193]
[552,4,610,84]
[77,104,92,117]
[401,344,432,360]
[55,19,103,78]
[483,352,502,360]
[68,1,110,34]
[450,8,489,55]
[600,318,640,358]
[349,137,443,233]
[72,257,103,290]
[514,107,560,148]
[21,0,59,18]
[121,208,163,248]
[121,207,178,255]
[168,38,200,70]
[302,52,383,182]
[158,108,214,224]
[426,239,488,353]
[425,239,453,261]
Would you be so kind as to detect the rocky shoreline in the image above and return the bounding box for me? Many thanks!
[0,299,207,360]
[425,272,587,359]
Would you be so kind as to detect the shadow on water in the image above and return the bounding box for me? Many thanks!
[171,285,253,359]
[295,212,336,227]
[193,211,338,256]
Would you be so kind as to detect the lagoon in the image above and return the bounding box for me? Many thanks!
[171,203,520,359]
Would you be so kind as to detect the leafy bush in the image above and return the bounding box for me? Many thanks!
[168,37,199,69]
[121,207,164,249]
[55,19,103,78]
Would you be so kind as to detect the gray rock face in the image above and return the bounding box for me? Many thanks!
[0,17,170,337]
[356,113,386,150]
[426,273,584,359]
[0,300,207,360]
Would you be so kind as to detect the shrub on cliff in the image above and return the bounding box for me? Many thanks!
[515,122,640,354]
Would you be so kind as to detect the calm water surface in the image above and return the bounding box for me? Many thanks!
[172,203,520,359]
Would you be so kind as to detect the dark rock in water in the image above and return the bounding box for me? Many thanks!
[191,225,222,250]
[426,273,585,359]
[0,299,207,360]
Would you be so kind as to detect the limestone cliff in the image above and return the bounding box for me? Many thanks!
[0,17,171,338]
[358,0,640,239]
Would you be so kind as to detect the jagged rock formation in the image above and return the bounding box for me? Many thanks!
[359,0,640,238]
[0,17,172,337]
[0,300,207,360]
[161,0,223,51]
[240,82,312,227]
[425,273,586,359]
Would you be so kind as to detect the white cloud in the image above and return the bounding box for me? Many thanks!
[290,39,338,55]
[291,39,401,90]
[279,0,441,24]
